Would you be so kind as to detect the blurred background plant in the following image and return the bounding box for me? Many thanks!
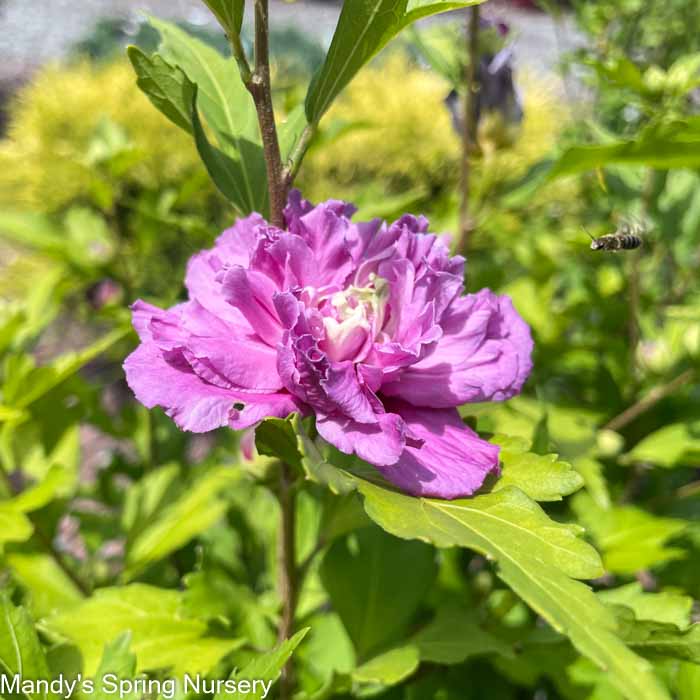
[0,1,698,698]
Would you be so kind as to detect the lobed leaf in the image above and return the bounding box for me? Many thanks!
[490,434,584,501]
[295,418,669,700]
[126,47,195,134]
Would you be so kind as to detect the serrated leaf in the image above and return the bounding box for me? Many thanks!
[599,583,693,629]
[412,605,513,664]
[613,607,700,663]
[0,595,55,700]
[150,18,266,215]
[355,480,668,700]
[352,645,419,685]
[42,584,242,676]
[572,493,688,574]
[5,553,83,618]
[127,47,195,133]
[305,0,484,123]
[125,466,240,576]
[320,526,436,660]
[490,434,583,501]
[216,629,309,700]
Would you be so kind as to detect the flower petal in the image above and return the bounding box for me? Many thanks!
[381,290,533,407]
[123,342,237,432]
[376,402,500,499]
[316,411,406,467]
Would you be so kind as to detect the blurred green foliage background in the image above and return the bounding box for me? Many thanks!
[0,2,699,698]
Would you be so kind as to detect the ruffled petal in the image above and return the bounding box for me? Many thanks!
[376,402,500,499]
[316,411,406,467]
[123,342,238,432]
[381,290,533,407]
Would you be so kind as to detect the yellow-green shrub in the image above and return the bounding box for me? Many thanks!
[299,52,460,203]
[300,53,573,214]
[0,60,209,212]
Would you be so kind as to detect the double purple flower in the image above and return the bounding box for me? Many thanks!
[124,193,532,499]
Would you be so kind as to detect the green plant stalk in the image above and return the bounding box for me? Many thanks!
[457,4,480,255]
[276,462,297,700]
[224,1,300,690]
[283,123,316,189]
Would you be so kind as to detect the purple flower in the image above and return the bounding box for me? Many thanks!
[124,193,533,499]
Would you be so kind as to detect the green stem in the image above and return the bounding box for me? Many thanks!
[276,463,297,700]
[283,123,316,189]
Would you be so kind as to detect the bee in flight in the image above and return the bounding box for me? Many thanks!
[587,219,645,252]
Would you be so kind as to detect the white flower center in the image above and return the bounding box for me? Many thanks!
[321,274,388,362]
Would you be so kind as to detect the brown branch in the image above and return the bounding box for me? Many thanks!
[243,0,286,227]
[276,462,297,700]
[603,368,695,432]
[456,4,480,256]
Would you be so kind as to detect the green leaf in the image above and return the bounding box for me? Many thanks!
[599,583,693,629]
[92,634,138,700]
[42,584,242,676]
[573,455,612,509]
[614,608,700,663]
[305,0,483,123]
[352,645,419,685]
[150,18,266,215]
[320,526,436,660]
[191,87,264,215]
[5,553,83,618]
[490,434,584,501]
[572,493,688,574]
[412,605,514,664]
[623,421,700,468]
[127,47,195,133]
[12,465,77,513]
[201,0,244,37]
[0,595,55,700]
[548,138,700,178]
[217,629,309,700]
[254,416,302,469]
[125,466,240,576]
[121,463,180,536]
[293,414,356,495]
[3,328,128,410]
[278,104,308,164]
[677,661,700,700]
[355,481,669,700]
[0,505,33,545]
